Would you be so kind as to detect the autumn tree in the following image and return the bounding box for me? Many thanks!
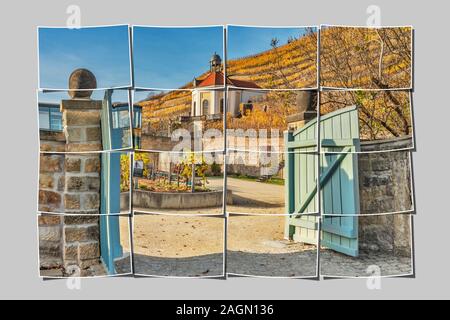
[320,26,412,89]
[320,27,413,140]
[321,90,412,140]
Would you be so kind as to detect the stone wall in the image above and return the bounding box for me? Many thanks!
[61,99,103,152]
[141,135,178,152]
[39,130,65,152]
[38,215,63,272]
[359,215,412,257]
[227,152,285,179]
[131,189,232,210]
[39,154,65,212]
[39,98,104,276]
[62,215,101,276]
[358,137,413,214]
[39,214,102,276]
[141,133,285,153]
[227,135,285,153]
[63,154,101,214]
[358,136,414,256]
[360,136,413,152]
[39,153,101,214]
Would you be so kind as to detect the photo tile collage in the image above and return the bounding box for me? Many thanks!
[37,24,415,279]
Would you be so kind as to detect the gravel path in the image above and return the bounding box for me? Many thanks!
[215,177,286,214]
[228,215,317,277]
[118,213,412,278]
[132,254,224,277]
[320,249,413,277]
[121,214,319,277]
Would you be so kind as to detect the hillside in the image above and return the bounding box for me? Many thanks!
[138,26,412,140]
[138,31,318,131]
[226,30,318,89]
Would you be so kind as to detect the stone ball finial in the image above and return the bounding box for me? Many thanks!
[68,68,97,99]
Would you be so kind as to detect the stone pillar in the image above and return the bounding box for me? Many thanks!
[286,91,317,131]
[59,91,103,273]
[39,154,65,212]
[38,154,65,275]
[61,99,102,153]
[38,215,63,275]
[39,69,106,276]
[62,215,101,274]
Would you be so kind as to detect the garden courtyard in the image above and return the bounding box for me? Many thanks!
[132,176,285,215]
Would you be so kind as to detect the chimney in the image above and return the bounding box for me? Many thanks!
[193,78,200,88]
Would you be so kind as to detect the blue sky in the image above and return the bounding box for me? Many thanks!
[38,25,315,92]
[133,26,224,89]
[39,25,131,89]
[227,26,315,60]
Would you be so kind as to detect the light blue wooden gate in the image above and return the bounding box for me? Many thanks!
[284,118,320,245]
[100,90,125,275]
[285,106,360,257]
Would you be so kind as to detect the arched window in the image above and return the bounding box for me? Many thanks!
[193,101,196,116]
[202,99,209,115]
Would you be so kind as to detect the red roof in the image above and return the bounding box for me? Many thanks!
[227,77,261,89]
[197,71,261,89]
[197,72,224,87]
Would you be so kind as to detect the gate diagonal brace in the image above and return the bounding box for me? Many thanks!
[293,146,351,218]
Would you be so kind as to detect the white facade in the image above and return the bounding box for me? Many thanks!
[191,89,225,116]
[191,89,250,117]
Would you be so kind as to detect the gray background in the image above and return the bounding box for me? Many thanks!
[0,0,447,299]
